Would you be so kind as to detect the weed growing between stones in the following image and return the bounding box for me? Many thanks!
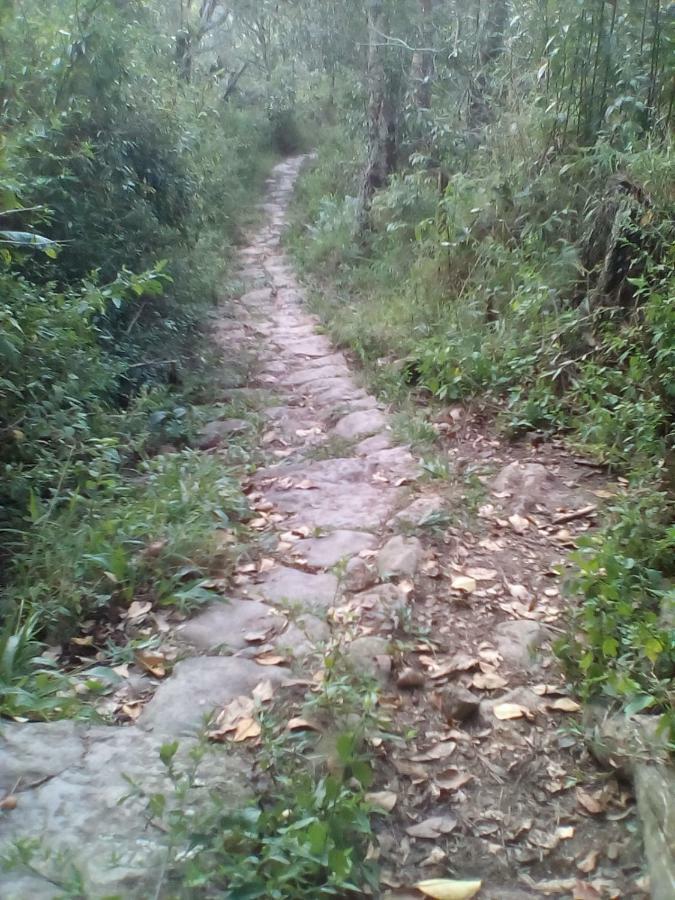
[132,654,384,897]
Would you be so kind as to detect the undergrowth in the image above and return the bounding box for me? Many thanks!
[288,118,675,733]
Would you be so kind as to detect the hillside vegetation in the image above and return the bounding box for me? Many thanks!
[0,0,309,717]
[286,0,674,735]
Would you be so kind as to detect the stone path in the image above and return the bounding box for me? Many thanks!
[0,157,421,898]
[0,158,658,899]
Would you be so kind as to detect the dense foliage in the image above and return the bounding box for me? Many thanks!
[0,0,309,715]
[287,0,674,732]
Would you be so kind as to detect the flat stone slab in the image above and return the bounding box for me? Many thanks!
[267,481,401,530]
[333,409,388,440]
[176,599,285,653]
[240,288,273,305]
[284,364,349,386]
[0,721,250,899]
[367,446,419,479]
[283,337,334,358]
[355,432,392,455]
[139,657,287,737]
[248,566,339,610]
[301,376,369,404]
[292,530,378,568]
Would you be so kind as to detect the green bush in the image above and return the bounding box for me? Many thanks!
[556,489,675,738]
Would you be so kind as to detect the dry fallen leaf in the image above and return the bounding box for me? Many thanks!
[572,882,602,900]
[508,583,530,601]
[233,717,261,742]
[409,741,456,762]
[465,567,497,582]
[493,702,532,720]
[406,815,457,839]
[421,847,447,868]
[365,790,398,812]
[472,672,507,691]
[547,697,581,713]
[122,701,143,720]
[252,679,275,703]
[577,849,600,874]
[414,879,482,899]
[451,576,477,594]
[126,600,152,620]
[286,717,320,732]
[135,650,167,678]
[0,795,18,810]
[576,788,606,815]
[508,513,529,533]
[435,769,473,792]
[254,653,286,666]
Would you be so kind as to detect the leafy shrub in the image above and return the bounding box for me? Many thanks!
[556,489,674,737]
[3,452,250,639]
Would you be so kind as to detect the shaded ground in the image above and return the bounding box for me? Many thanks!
[0,158,650,898]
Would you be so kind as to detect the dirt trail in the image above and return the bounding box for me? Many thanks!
[0,158,648,899]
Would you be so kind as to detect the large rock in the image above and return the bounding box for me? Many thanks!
[292,530,378,568]
[0,721,250,899]
[197,418,251,450]
[284,364,349,386]
[343,556,378,592]
[351,583,408,630]
[346,636,391,685]
[176,599,284,653]
[139,656,287,737]
[495,619,548,667]
[635,763,675,900]
[377,535,422,579]
[248,566,339,611]
[333,409,388,440]
[492,461,552,495]
[390,494,446,528]
[261,460,402,530]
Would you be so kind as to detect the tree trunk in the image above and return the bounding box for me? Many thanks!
[357,0,397,234]
[468,0,508,127]
[175,29,192,81]
[412,0,434,109]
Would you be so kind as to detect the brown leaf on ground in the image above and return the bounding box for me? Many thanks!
[451,576,476,594]
[547,697,581,712]
[572,882,602,900]
[493,702,532,720]
[252,679,276,703]
[508,514,530,533]
[465,567,497,581]
[576,788,606,815]
[233,717,261,742]
[397,668,426,689]
[121,701,143,720]
[393,759,429,781]
[409,741,456,762]
[286,717,320,731]
[405,814,457,839]
[365,790,398,812]
[135,650,167,678]
[126,600,152,620]
[472,671,507,691]
[577,849,600,874]
[254,652,287,666]
[435,769,473,792]
[414,879,482,899]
